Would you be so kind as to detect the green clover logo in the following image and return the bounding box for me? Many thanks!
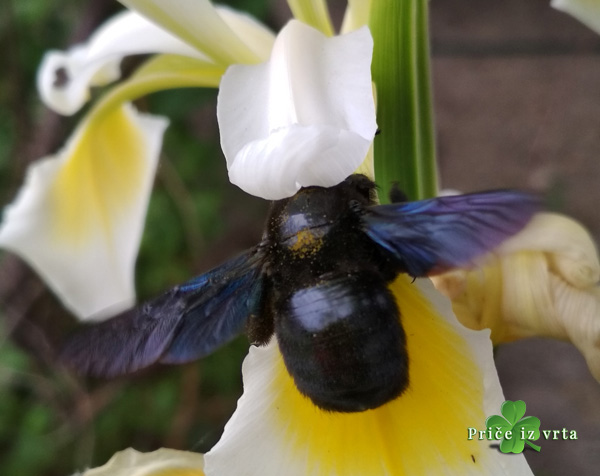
[485,400,541,453]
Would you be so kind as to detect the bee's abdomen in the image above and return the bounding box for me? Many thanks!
[275,271,408,412]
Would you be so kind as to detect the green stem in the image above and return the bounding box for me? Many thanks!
[369,0,437,201]
[525,440,541,452]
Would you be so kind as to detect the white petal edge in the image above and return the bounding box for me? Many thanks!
[218,20,377,199]
[0,105,167,320]
[552,0,600,34]
[77,448,204,476]
[227,125,372,199]
[37,10,207,115]
[205,278,533,476]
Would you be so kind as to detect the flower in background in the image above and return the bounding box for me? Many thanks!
[76,448,205,476]
[0,0,375,319]
[0,1,273,319]
[552,0,600,34]
[433,213,600,382]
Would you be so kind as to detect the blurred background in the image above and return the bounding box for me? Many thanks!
[0,1,598,475]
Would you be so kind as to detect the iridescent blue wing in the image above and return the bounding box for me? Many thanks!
[362,190,540,277]
[61,247,266,377]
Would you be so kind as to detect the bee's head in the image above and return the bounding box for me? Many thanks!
[289,174,376,212]
[267,174,377,240]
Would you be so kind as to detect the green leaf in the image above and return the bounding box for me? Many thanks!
[504,437,525,454]
[499,436,516,454]
[514,416,541,446]
[500,400,527,425]
[489,401,543,454]
[516,416,541,431]
[370,0,437,202]
[524,440,542,452]
[485,415,511,434]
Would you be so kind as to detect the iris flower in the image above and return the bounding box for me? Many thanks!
[4,1,599,476]
[72,281,534,475]
[204,276,537,475]
[75,448,205,476]
[33,3,533,474]
[433,213,600,383]
[0,1,376,319]
[551,0,600,34]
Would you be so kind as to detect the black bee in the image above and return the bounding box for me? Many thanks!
[61,174,538,412]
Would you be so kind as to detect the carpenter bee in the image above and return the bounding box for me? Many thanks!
[61,174,539,412]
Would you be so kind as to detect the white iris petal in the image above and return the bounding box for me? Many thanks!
[0,105,167,319]
[76,448,205,476]
[14,2,275,320]
[218,20,377,200]
[37,10,206,116]
[119,0,270,64]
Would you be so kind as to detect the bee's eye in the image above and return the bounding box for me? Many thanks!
[356,185,371,198]
[348,200,363,214]
[347,174,376,201]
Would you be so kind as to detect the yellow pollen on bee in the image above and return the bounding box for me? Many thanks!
[288,229,323,257]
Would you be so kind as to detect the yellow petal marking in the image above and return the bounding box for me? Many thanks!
[49,105,145,247]
[149,470,205,476]
[48,54,225,247]
[271,274,487,474]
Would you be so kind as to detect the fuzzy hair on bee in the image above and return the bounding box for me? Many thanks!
[61,174,539,412]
